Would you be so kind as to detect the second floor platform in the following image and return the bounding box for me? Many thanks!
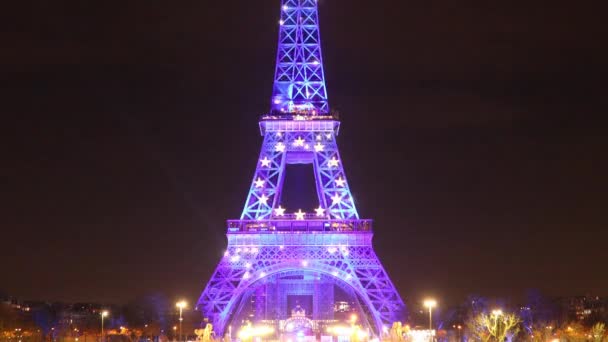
[227,218,372,234]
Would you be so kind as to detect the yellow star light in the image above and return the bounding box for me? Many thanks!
[259,194,269,204]
[254,177,265,188]
[328,157,339,167]
[331,193,342,205]
[295,209,306,220]
[275,142,286,152]
[335,177,346,187]
[260,157,271,167]
[274,206,286,216]
[293,136,305,147]
[315,206,325,217]
[314,143,325,152]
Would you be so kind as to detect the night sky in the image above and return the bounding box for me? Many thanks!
[2,1,607,308]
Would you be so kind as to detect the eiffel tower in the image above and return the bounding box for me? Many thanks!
[197,0,405,337]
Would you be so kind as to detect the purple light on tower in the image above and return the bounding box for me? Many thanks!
[271,0,328,114]
[197,0,405,337]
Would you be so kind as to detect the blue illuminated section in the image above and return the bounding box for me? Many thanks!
[271,0,329,114]
[198,230,406,336]
[240,130,360,221]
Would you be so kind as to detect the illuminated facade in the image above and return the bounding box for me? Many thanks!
[197,0,405,336]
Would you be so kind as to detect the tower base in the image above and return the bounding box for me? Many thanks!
[197,223,405,337]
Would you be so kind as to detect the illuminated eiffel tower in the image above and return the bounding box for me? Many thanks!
[197,0,405,336]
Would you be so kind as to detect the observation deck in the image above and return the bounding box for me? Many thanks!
[227,218,372,234]
[258,110,341,135]
[260,109,339,121]
[225,218,374,247]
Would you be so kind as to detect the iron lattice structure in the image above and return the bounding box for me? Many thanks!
[197,0,405,337]
[240,125,358,221]
[271,0,328,114]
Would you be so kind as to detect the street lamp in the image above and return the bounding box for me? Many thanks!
[100,311,109,342]
[423,299,437,342]
[176,300,187,342]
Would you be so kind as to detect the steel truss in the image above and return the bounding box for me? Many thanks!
[241,128,358,220]
[197,233,405,336]
[271,0,329,114]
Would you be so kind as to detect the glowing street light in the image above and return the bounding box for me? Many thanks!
[237,324,274,339]
[176,300,187,342]
[100,310,109,342]
[492,309,503,317]
[423,299,437,341]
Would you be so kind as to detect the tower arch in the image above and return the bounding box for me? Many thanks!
[198,234,405,337]
[210,264,387,335]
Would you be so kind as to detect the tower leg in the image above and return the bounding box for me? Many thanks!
[197,242,405,336]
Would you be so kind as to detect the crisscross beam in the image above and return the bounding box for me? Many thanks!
[271,0,329,114]
[197,234,405,336]
[241,129,359,220]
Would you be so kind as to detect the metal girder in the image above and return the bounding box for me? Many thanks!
[197,237,405,336]
[271,0,329,114]
[241,130,358,220]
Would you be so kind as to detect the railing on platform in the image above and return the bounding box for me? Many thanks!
[226,218,372,233]
[260,110,340,121]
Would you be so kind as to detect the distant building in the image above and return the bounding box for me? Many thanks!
[561,296,607,323]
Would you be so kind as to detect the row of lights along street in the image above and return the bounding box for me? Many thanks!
[97,300,187,342]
